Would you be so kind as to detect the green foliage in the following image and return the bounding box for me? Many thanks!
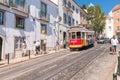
[16,24,24,29]
[87,5,106,37]
[82,4,87,9]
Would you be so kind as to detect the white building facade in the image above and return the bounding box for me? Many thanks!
[0,0,84,60]
[104,11,114,38]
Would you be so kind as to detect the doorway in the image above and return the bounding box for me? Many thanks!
[63,32,66,41]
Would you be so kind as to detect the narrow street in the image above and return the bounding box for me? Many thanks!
[0,44,116,80]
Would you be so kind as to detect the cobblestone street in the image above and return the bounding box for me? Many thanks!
[0,44,117,80]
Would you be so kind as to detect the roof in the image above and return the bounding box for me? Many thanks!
[112,4,120,12]
[68,26,94,33]
[73,0,87,14]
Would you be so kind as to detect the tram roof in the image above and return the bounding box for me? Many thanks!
[68,26,94,33]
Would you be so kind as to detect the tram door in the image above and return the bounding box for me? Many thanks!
[0,37,2,60]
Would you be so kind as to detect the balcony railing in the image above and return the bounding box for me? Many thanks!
[39,11,50,22]
[63,1,73,12]
[0,0,9,5]
[0,0,28,13]
[9,0,28,13]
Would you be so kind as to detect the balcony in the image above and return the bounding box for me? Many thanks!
[9,0,28,13]
[39,11,50,22]
[62,1,73,12]
[0,0,9,6]
[0,0,28,13]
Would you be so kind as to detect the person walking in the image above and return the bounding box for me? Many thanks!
[33,41,36,55]
[111,35,118,54]
[56,40,59,50]
[22,41,27,57]
[35,40,40,54]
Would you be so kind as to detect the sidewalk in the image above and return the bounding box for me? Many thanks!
[113,44,120,80]
[0,48,67,68]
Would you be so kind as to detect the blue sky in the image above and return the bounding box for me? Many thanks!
[75,0,120,15]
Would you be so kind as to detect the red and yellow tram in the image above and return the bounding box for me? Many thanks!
[68,26,94,50]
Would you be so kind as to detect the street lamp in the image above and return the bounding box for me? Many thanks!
[54,16,62,50]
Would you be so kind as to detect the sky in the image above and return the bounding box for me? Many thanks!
[75,0,120,15]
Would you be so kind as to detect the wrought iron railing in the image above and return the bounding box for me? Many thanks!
[0,0,9,5]
[0,0,28,12]
[39,11,50,22]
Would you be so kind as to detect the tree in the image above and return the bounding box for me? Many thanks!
[87,5,106,37]
[82,4,87,9]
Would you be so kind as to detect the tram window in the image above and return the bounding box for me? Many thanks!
[77,32,81,39]
[72,32,76,39]
[82,32,85,38]
[69,33,71,39]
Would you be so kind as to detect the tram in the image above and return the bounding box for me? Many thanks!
[68,26,94,50]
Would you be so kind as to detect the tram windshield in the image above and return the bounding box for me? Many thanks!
[77,32,81,39]
[69,32,82,39]
[72,32,76,39]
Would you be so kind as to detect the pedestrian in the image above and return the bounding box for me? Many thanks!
[33,41,36,55]
[35,40,40,54]
[111,35,118,54]
[60,40,63,49]
[56,40,59,50]
[22,41,27,57]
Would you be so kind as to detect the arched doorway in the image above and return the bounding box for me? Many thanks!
[0,37,2,60]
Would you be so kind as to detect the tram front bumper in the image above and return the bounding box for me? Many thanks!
[69,45,82,49]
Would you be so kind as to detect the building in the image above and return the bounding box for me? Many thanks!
[104,11,114,38]
[112,4,120,37]
[58,0,87,42]
[0,0,85,60]
[0,0,59,60]
[0,0,29,60]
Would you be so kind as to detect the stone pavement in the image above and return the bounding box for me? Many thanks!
[0,48,67,68]
[115,44,120,80]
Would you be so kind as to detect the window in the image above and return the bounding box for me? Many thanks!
[109,26,111,30]
[77,32,81,39]
[68,1,71,8]
[82,32,85,38]
[72,18,74,25]
[109,19,111,23]
[72,5,75,10]
[41,2,47,17]
[0,11,4,25]
[10,0,25,8]
[15,37,25,50]
[117,26,120,30]
[16,16,25,29]
[117,10,120,14]
[76,8,78,13]
[63,0,67,5]
[63,13,67,24]
[72,32,76,39]
[117,18,120,22]
[69,33,71,39]
[41,24,47,34]
[68,16,71,26]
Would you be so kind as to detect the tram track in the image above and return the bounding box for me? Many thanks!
[9,47,100,80]
[0,45,98,80]
[45,45,108,80]
[0,44,106,80]
[11,45,101,80]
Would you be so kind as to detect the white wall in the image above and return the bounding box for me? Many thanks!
[105,11,114,38]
